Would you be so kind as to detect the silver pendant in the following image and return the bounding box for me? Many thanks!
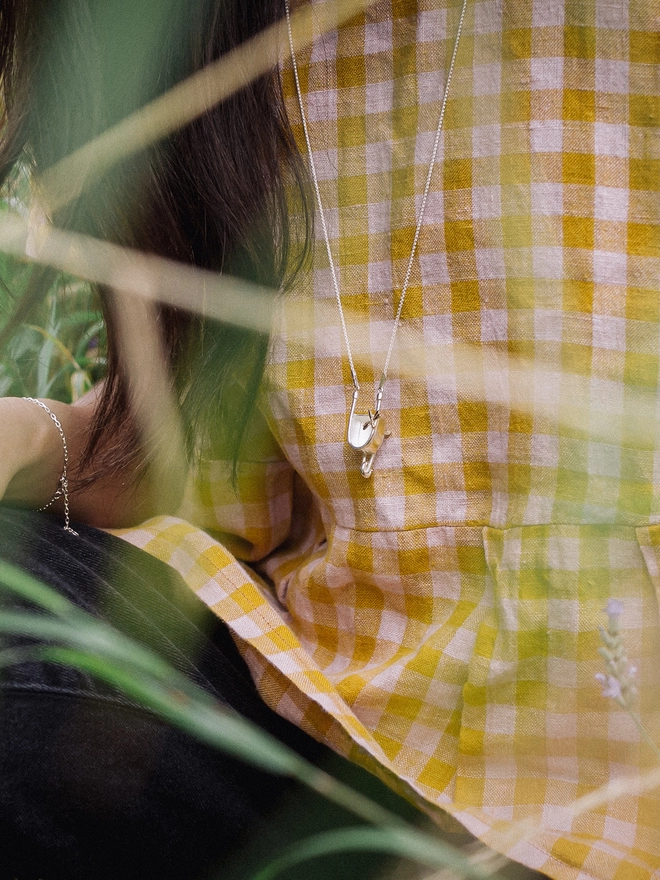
[347,389,389,478]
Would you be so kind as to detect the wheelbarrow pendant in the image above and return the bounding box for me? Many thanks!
[347,389,389,478]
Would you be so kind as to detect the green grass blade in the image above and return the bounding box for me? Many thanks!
[0,566,404,820]
[0,560,83,618]
[0,561,482,878]
[0,605,206,693]
[42,645,310,777]
[251,827,493,880]
[24,323,81,369]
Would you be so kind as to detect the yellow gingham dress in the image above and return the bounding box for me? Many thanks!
[114,0,660,876]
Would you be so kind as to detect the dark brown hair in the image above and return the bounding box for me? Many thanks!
[0,0,310,479]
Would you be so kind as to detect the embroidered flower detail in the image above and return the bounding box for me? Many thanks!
[605,598,624,620]
[595,672,622,701]
[596,599,637,710]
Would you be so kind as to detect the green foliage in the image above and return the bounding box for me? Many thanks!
[251,827,488,880]
[0,168,105,403]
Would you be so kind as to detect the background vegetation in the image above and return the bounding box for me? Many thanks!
[0,165,105,403]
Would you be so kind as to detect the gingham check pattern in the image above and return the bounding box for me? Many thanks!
[114,1,660,876]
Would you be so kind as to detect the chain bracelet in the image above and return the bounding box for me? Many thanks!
[22,397,78,535]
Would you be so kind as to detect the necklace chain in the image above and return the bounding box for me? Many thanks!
[285,0,468,396]
[285,0,468,476]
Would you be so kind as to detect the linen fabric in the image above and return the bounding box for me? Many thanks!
[114,1,660,877]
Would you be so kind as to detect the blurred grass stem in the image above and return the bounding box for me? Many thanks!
[38,0,380,214]
[110,289,187,512]
[2,210,660,458]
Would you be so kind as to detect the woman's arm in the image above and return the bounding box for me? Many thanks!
[0,395,168,529]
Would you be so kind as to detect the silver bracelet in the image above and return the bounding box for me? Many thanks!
[23,397,78,536]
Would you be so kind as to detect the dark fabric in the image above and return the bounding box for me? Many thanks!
[0,507,543,880]
[0,507,422,880]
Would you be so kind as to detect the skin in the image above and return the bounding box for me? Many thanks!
[0,396,161,529]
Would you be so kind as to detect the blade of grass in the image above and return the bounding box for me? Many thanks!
[0,560,484,877]
[250,827,493,880]
[109,289,187,515]
[0,212,275,334]
[41,645,319,778]
[0,564,397,813]
[0,604,401,824]
[24,324,82,369]
[3,209,660,452]
[0,559,85,618]
[39,0,380,214]
[34,295,60,397]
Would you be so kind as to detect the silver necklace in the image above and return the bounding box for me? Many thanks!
[285,0,468,477]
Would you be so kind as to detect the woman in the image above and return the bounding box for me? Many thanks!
[1,0,660,878]
[0,2,418,878]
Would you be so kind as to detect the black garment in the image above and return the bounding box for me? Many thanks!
[0,507,421,880]
[0,508,543,880]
